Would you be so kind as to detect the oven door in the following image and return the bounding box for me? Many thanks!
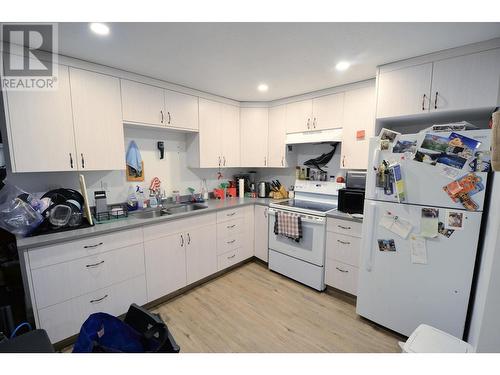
[268,208,326,266]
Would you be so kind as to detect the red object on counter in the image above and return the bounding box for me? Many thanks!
[227,187,237,198]
[213,189,225,200]
[336,176,345,183]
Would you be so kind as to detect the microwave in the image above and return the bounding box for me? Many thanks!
[338,188,365,214]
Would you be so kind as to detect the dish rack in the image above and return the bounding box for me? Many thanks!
[93,203,128,223]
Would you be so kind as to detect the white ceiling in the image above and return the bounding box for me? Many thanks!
[56,22,500,101]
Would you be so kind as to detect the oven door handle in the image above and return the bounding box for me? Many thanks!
[267,209,326,225]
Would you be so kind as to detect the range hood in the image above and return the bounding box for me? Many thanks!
[285,128,343,145]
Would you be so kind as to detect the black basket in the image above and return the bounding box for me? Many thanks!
[121,304,180,353]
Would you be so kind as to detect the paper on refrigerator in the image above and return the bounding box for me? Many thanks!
[410,235,428,265]
[379,214,413,239]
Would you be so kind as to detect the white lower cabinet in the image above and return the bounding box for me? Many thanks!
[254,205,269,262]
[38,275,147,343]
[325,217,363,296]
[185,224,217,285]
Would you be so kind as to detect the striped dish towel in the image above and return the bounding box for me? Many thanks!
[274,211,302,242]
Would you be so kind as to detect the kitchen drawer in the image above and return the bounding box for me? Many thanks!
[217,233,242,255]
[28,228,143,269]
[143,213,216,242]
[217,218,244,239]
[216,208,244,223]
[325,259,358,296]
[38,274,147,343]
[326,232,361,267]
[217,248,241,271]
[31,243,145,309]
[327,218,362,238]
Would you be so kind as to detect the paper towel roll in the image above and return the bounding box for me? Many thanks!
[493,111,500,172]
[239,178,245,198]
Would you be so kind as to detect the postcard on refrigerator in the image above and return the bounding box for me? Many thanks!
[379,128,400,143]
[377,239,397,252]
[448,132,481,151]
[392,140,417,154]
[410,235,428,265]
[445,210,465,230]
[438,222,455,238]
[379,214,412,239]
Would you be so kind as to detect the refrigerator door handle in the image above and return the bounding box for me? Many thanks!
[362,201,377,272]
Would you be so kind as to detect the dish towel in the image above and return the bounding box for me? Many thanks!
[274,211,302,242]
[126,141,143,175]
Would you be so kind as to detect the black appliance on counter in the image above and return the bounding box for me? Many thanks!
[338,171,367,214]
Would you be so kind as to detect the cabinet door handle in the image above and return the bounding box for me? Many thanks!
[342,155,345,167]
[227,254,236,259]
[422,94,427,111]
[281,157,284,166]
[223,156,226,166]
[306,118,310,129]
[160,110,164,123]
[86,260,105,268]
[90,294,108,304]
[218,156,221,167]
[81,153,85,169]
[84,242,103,249]
[264,209,268,218]
[337,239,351,245]
[336,267,349,273]
[434,92,438,109]
[167,111,171,124]
[187,233,191,245]
[264,156,267,166]
[227,239,236,244]
[180,234,184,247]
[227,224,236,229]
[69,153,73,169]
[227,212,236,217]
[338,225,351,230]
[313,117,317,128]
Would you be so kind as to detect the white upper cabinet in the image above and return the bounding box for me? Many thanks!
[240,107,269,167]
[164,90,199,131]
[340,85,376,170]
[197,98,222,168]
[120,79,165,126]
[220,104,240,167]
[268,105,287,167]
[4,64,77,172]
[285,99,312,133]
[431,49,500,112]
[312,93,344,130]
[69,68,125,171]
[376,63,433,119]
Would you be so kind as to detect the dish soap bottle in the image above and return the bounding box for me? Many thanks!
[127,186,139,211]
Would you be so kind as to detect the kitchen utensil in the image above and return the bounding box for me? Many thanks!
[94,190,108,215]
[79,174,93,226]
[258,182,267,198]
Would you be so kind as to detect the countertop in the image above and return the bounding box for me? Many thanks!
[16,198,275,251]
[16,197,363,251]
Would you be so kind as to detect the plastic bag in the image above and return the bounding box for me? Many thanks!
[0,182,43,236]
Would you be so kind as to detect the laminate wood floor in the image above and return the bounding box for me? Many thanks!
[152,261,403,352]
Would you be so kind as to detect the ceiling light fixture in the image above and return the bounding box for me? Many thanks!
[335,61,351,71]
[257,83,269,92]
[90,23,110,36]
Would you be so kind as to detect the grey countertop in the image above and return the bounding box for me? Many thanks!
[16,197,362,251]
[16,197,275,251]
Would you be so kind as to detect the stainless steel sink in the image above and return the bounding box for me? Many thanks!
[132,210,169,219]
[164,203,208,215]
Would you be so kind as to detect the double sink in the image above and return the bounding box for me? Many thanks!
[131,202,208,219]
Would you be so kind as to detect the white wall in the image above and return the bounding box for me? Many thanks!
[467,172,500,352]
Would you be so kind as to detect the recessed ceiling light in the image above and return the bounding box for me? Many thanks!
[335,61,351,71]
[90,23,110,36]
[257,83,269,92]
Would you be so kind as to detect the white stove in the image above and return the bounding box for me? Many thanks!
[268,180,344,291]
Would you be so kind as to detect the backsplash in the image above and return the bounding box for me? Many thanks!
[3,126,344,205]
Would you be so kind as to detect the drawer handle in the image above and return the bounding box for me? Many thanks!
[86,260,105,268]
[227,224,236,229]
[227,254,236,259]
[90,294,108,304]
[227,239,236,244]
[336,267,349,273]
[337,240,351,245]
[227,212,236,217]
[84,242,103,249]
[337,225,351,230]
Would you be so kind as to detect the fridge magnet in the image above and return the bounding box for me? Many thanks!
[469,151,491,172]
[443,173,484,211]
[379,128,400,143]
[389,163,406,203]
[410,235,428,265]
[420,208,439,238]
[380,139,390,151]
[377,239,397,252]
[393,140,417,154]
[438,222,454,238]
[445,210,465,230]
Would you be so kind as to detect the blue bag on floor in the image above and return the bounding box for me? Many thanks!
[73,312,146,353]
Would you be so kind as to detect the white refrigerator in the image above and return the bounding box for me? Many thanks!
[356,129,491,338]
